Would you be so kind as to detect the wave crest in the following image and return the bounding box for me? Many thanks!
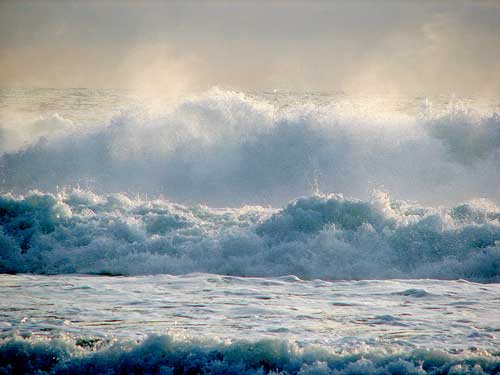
[1,189,499,281]
[1,90,499,206]
[1,334,499,375]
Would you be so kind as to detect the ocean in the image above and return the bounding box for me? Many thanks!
[0,88,499,374]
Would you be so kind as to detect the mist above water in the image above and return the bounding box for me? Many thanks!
[1,89,499,207]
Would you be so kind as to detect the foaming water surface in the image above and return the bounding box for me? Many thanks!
[1,88,499,206]
[0,189,499,281]
[2,274,499,349]
[1,274,499,374]
[1,88,499,373]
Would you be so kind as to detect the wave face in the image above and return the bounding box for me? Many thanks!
[1,189,499,281]
[1,335,499,375]
[1,89,499,206]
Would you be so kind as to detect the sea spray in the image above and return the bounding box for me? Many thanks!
[1,334,500,375]
[1,189,498,281]
[1,89,499,206]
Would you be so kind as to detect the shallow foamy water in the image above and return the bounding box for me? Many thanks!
[1,274,498,351]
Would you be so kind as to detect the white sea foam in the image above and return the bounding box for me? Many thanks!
[1,273,500,374]
[1,189,498,281]
[1,334,499,375]
[2,89,499,374]
[1,89,499,206]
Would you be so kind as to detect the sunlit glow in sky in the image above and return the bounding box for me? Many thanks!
[1,0,499,95]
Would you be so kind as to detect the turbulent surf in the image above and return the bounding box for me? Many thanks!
[1,88,499,374]
[1,89,499,206]
[0,189,499,281]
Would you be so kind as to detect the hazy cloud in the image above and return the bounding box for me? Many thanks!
[1,0,499,95]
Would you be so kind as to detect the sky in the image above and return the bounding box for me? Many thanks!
[1,0,499,95]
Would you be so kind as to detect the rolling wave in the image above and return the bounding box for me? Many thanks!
[1,89,499,206]
[1,334,499,375]
[1,189,498,281]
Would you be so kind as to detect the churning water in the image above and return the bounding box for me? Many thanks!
[0,88,499,374]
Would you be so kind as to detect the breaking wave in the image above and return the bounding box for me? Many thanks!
[1,189,499,281]
[1,89,499,206]
[1,334,499,375]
